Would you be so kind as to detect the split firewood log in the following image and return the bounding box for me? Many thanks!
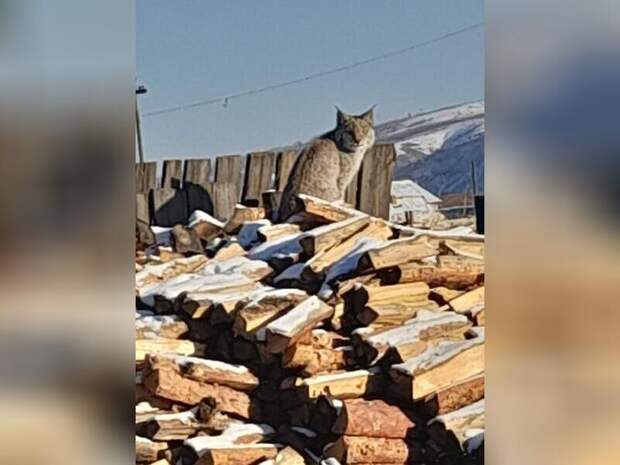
[195,444,279,465]
[281,343,352,376]
[265,296,333,353]
[440,238,484,260]
[357,235,439,272]
[429,287,465,306]
[143,354,257,419]
[376,255,483,290]
[223,205,266,235]
[293,194,365,223]
[171,224,204,254]
[232,289,308,340]
[258,223,301,242]
[343,281,432,327]
[324,436,425,464]
[274,446,306,465]
[299,216,370,257]
[136,436,168,463]
[157,246,184,262]
[448,286,485,314]
[389,335,485,402]
[135,314,189,339]
[136,255,208,289]
[414,374,485,418]
[295,366,384,400]
[178,286,267,321]
[471,306,485,326]
[426,399,485,449]
[213,241,247,260]
[135,338,204,362]
[136,219,156,251]
[352,311,471,365]
[189,210,225,242]
[137,408,201,440]
[304,220,393,281]
[183,423,276,463]
[325,398,416,438]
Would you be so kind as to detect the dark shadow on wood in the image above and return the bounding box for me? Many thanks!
[184,182,214,216]
[150,187,189,226]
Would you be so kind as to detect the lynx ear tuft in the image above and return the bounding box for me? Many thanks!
[336,106,350,125]
[360,105,375,124]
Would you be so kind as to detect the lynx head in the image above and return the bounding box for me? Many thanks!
[334,106,376,153]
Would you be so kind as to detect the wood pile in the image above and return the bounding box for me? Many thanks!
[135,194,485,465]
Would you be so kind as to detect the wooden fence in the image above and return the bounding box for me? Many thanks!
[136,144,396,226]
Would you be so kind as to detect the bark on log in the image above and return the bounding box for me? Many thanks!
[324,436,423,464]
[331,398,416,438]
[377,256,483,290]
[415,374,485,418]
[144,355,256,419]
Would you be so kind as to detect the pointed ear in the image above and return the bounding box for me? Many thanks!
[335,106,349,125]
[360,105,375,124]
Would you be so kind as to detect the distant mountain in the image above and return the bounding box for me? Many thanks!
[375,101,484,196]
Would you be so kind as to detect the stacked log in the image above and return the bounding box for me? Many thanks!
[135,196,485,465]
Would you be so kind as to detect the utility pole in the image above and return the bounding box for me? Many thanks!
[136,85,148,164]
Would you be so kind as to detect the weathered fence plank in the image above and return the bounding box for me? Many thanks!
[136,192,150,224]
[184,158,212,185]
[135,162,157,192]
[242,151,275,205]
[357,144,396,219]
[215,155,243,199]
[162,160,183,189]
[208,182,237,221]
[151,187,188,226]
[184,159,213,214]
[275,150,298,191]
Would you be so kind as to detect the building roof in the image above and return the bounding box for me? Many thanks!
[391,179,441,204]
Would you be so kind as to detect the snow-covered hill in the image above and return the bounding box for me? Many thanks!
[376,101,484,196]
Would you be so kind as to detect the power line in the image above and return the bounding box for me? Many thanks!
[143,22,483,118]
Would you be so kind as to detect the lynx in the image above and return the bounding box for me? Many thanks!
[277,106,375,222]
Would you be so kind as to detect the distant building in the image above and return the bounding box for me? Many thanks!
[440,193,475,219]
[389,180,441,226]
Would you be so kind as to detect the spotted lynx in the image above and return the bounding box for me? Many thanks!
[277,106,375,222]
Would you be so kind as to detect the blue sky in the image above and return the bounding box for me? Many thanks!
[137,0,483,160]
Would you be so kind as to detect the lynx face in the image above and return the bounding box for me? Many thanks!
[334,107,375,153]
